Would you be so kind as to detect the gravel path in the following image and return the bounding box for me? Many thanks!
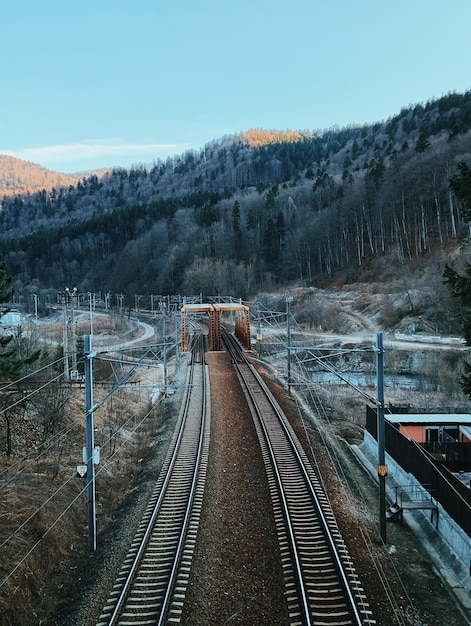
[181,351,289,625]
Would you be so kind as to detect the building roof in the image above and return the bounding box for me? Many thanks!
[386,414,471,425]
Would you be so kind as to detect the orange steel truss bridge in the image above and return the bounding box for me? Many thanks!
[181,302,251,352]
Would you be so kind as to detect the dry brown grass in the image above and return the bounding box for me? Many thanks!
[0,364,165,625]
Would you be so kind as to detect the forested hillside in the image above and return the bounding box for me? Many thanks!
[0,156,79,197]
[1,90,471,305]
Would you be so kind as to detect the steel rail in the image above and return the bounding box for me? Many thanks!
[223,329,373,625]
[97,331,209,626]
[157,332,208,624]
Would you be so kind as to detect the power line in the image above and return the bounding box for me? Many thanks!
[0,370,65,417]
[0,393,164,591]
[0,469,79,552]
[0,476,87,590]
[0,423,77,487]
[0,355,65,393]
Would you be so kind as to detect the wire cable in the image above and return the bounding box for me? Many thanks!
[0,370,65,417]
[257,307,424,624]
[0,389,164,591]
[0,423,78,487]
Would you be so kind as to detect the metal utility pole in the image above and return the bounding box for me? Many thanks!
[286,296,293,392]
[88,292,94,336]
[174,309,180,360]
[375,331,387,544]
[33,294,38,321]
[84,335,97,551]
[161,302,167,391]
[67,288,78,375]
[71,301,77,375]
[150,294,155,319]
[62,294,69,381]
[256,301,262,357]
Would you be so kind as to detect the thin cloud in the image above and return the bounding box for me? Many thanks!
[1,139,189,166]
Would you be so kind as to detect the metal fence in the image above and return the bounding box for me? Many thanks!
[366,407,471,535]
[421,441,471,468]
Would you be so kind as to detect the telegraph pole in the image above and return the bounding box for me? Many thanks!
[375,331,387,544]
[84,334,97,551]
[33,294,38,321]
[88,292,94,336]
[256,301,262,357]
[62,292,69,381]
[151,294,156,319]
[286,296,293,392]
[67,288,78,376]
[161,302,167,391]
[174,309,180,360]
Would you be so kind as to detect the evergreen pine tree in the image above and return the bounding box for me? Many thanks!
[449,162,471,220]
[415,131,430,153]
[0,263,20,379]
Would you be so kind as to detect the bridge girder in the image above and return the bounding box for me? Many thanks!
[181,303,251,352]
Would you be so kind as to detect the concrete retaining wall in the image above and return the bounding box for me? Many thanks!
[355,431,471,595]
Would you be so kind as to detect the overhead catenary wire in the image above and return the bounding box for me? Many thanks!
[255,302,423,625]
[0,389,165,591]
[0,423,78,487]
[0,312,172,589]
[289,371,420,626]
[0,344,162,498]
[0,396,160,554]
[0,358,73,483]
[0,369,65,417]
[0,355,65,395]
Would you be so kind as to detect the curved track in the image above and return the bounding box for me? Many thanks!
[97,332,210,626]
[223,329,375,626]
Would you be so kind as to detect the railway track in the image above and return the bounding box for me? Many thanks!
[97,326,375,625]
[222,329,375,626]
[96,331,210,626]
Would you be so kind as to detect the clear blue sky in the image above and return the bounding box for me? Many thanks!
[1,0,470,174]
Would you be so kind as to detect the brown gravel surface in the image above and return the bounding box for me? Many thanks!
[181,352,289,625]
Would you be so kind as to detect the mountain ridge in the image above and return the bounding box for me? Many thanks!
[1,90,471,338]
[0,155,82,197]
